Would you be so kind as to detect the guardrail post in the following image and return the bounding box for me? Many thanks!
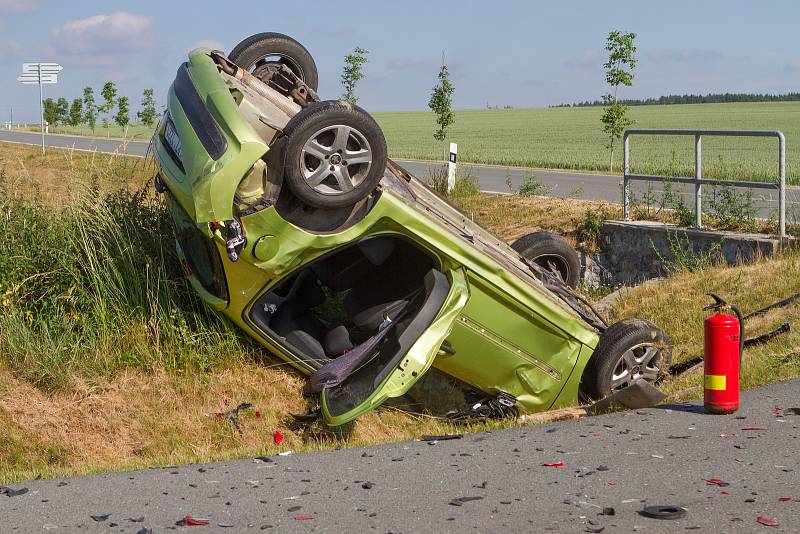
[695,134,702,228]
[778,132,786,240]
[623,133,630,220]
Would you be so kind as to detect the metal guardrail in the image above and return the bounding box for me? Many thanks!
[622,129,787,239]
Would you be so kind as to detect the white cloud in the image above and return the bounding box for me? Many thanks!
[786,59,800,72]
[647,48,723,64]
[564,49,603,68]
[51,12,153,54]
[0,38,23,64]
[0,0,38,14]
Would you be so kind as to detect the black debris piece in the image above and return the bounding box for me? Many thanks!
[361,452,374,458]
[136,529,153,534]
[361,482,374,489]
[0,486,28,497]
[56,481,68,487]
[596,465,610,472]
[744,293,799,319]
[288,506,302,512]
[449,496,483,506]
[744,323,791,347]
[421,434,463,442]
[639,505,687,520]
[602,507,615,516]
[786,408,800,415]
[128,517,145,522]
[473,481,488,489]
[90,514,110,522]
[254,456,273,463]
[218,524,234,528]
[585,525,604,533]
[668,435,691,439]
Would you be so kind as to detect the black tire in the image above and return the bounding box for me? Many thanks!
[511,232,580,289]
[228,32,319,91]
[581,318,672,400]
[282,100,387,209]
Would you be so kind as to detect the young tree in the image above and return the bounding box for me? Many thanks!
[137,88,158,126]
[42,98,58,125]
[114,96,130,133]
[600,31,637,172]
[55,97,70,125]
[428,59,455,143]
[340,47,369,104]
[100,81,117,130]
[69,98,83,126]
[82,86,97,132]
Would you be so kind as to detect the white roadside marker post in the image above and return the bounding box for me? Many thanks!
[17,63,63,155]
[447,142,458,193]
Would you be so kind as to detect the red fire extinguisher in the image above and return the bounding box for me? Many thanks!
[703,294,744,414]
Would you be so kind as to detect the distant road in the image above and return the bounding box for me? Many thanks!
[0,130,794,217]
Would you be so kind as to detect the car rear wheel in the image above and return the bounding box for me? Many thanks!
[282,100,387,209]
[511,232,580,289]
[582,318,672,400]
[228,32,319,91]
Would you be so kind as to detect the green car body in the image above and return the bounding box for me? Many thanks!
[154,49,600,426]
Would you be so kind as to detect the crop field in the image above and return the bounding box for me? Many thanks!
[374,101,800,182]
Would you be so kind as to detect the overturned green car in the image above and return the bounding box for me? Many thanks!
[153,33,671,426]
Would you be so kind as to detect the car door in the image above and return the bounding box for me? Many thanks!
[320,268,469,426]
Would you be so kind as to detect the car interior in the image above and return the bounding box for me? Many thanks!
[249,235,443,367]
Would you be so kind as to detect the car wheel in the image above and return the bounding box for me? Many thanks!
[282,100,387,209]
[511,232,580,289]
[582,318,672,400]
[228,32,319,91]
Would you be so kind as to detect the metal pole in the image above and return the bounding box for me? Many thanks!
[778,132,786,240]
[38,64,45,155]
[695,134,702,228]
[623,133,630,220]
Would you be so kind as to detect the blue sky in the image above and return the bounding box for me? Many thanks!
[1,0,799,122]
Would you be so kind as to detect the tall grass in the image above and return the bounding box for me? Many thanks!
[0,180,247,390]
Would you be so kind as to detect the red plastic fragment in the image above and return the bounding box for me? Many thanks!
[741,426,768,431]
[721,491,729,495]
[756,515,780,527]
[542,461,564,467]
[293,515,314,521]
[773,407,783,416]
[255,411,262,419]
[705,478,730,487]
[779,497,792,502]
[274,431,284,445]
[720,433,736,439]
[607,481,617,486]
[182,515,210,526]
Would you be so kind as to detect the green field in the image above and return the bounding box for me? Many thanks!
[19,123,155,141]
[20,101,800,182]
[373,102,800,182]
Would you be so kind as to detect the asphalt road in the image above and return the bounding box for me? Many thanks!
[3,379,799,533]
[1,129,795,219]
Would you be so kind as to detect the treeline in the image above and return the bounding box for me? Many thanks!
[553,92,800,108]
[42,83,159,132]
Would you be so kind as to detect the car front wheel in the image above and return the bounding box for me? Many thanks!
[581,318,672,400]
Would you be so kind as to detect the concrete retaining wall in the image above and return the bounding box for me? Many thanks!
[580,220,787,287]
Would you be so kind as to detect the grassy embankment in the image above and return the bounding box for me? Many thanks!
[1,141,798,484]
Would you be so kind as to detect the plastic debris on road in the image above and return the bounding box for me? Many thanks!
[542,461,565,467]
[756,515,780,527]
[176,515,210,526]
[274,431,284,445]
[704,478,730,487]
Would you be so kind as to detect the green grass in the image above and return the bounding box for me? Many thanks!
[373,101,800,182]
